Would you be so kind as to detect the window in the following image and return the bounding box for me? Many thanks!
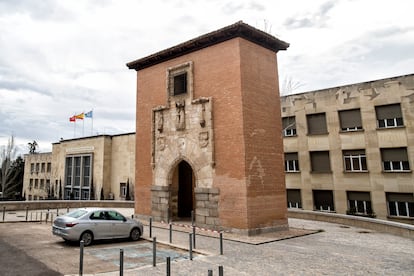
[339,109,363,131]
[386,193,414,218]
[287,189,302,208]
[29,179,33,190]
[47,162,51,172]
[35,163,39,173]
[310,151,331,173]
[120,182,127,198]
[282,116,297,136]
[347,191,372,215]
[343,150,367,172]
[40,179,44,189]
[168,62,192,98]
[41,162,45,172]
[34,179,38,189]
[173,73,187,95]
[64,154,93,200]
[307,113,327,135]
[30,163,34,173]
[313,190,335,212]
[381,148,410,172]
[285,152,300,172]
[375,103,403,128]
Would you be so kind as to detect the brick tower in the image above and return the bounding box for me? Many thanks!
[127,21,289,235]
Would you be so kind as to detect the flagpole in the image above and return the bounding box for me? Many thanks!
[91,109,94,136]
[82,113,85,137]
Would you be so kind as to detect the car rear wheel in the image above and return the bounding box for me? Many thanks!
[80,231,93,246]
[130,228,141,241]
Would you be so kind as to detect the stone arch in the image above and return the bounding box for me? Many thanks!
[167,157,196,219]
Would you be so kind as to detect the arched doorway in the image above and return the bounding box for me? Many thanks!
[171,160,195,219]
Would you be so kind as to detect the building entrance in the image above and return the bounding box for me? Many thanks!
[175,161,194,218]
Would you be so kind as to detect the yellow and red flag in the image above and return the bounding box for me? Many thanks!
[75,113,84,120]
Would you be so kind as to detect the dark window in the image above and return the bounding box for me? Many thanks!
[343,150,367,172]
[310,151,331,173]
[347,191,372,215]
[307,113,327,135]
[287,189,302,208]
[313,190,335,212]
[375,103,403,128]
[285,152,299,172]
[282,116,297,136]
[64,154,93,199]
[386,193,414,217]
[338,109,363,131]
[380,148,410,172]
[173,73,187,95]
[47,162,51,172]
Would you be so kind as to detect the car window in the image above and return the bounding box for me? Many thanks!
[66,209,88,218]
[106,211,125,221]
[90,211,105,220]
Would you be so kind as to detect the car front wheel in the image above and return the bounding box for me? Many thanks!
[130,228,141,241]
[80,231,93,246]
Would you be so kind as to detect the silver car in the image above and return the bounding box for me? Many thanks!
[52,207,143,246]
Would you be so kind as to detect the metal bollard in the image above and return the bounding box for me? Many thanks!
[152,237,157,267]
[192,226,196,249]
[169,223,172,243]
[189,233,193,261]
[30,212,33,221]
[35,212,38,221]
[2,206,5,221]
[67,207,69,213]
[79,240,84,276]
[218,265,224,276]
[149,217,152,238]
[40,212,43,223]
[220,232,223,255]
[50,214,54,225]
[25,207,29,221]
[208,269,213,276]
[191,210,194,226]
[166,256,171,276]
[56,208,59,216]
[120,249,124,276]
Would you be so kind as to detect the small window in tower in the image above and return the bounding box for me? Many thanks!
[174,73,187,95]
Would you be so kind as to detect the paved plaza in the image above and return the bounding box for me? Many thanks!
[0,209,413,275]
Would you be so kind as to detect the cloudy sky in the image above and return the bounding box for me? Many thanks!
[1,0,413,155]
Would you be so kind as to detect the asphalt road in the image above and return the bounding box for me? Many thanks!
[0,236,61,276]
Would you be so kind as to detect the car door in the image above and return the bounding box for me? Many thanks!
[106,210,130,238]
[89,211,112,239]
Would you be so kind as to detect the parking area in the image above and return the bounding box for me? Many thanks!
[1,211,414,275]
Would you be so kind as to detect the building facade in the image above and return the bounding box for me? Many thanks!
[128,21,289,234]
[282,74,414,224]
[22,133,135,201]
[23,152,52,200]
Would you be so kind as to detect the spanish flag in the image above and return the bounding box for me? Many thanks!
[75,113,84,120]
[69,115,76,122]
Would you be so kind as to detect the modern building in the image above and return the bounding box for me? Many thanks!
[23,152,52,200]
[22,133,135,201]
[282,73,414,224]
[127,21,289,234]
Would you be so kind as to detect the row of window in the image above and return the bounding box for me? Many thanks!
[30,162,51,173]
[283,103,404,137]
[285,147,411,173]
[287,190,414,218]
[28,178,51,190]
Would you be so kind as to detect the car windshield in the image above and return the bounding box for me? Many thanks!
[66,209,88,218]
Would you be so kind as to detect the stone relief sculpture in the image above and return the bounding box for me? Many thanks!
[157,111,164,133]
[199,131,209,148]
[175,100,186,130]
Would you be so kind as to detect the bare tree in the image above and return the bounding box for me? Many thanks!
[281,76,305,95]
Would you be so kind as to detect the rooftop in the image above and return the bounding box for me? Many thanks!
[127,21,289,71]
